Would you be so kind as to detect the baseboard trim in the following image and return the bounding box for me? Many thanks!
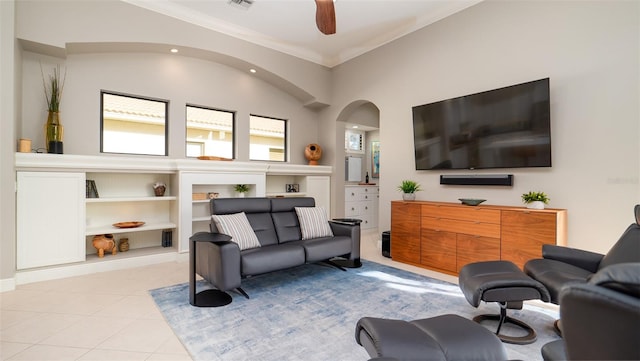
[0,278,16,292]
[14,251,188,286]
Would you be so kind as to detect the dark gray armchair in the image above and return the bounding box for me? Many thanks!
[541,263,640,360]
[524,204,640,304]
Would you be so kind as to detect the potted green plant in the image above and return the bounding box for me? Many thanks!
[41,64,66,153]
[397,180,422,201]
[234,184,250,197]
[521,191,550,209]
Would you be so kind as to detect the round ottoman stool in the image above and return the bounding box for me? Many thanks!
[459,260,551,344]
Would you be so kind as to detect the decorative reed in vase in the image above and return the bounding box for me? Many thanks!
[41,64,66,153]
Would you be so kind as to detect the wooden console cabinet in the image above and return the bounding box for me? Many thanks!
[391,201,567,275]
[390,202,421,264]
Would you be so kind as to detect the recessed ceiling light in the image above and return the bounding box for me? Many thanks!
[352,125,359,129]
[250,68,257,73]
[170,48,178,53]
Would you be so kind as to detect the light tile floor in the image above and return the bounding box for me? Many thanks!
[0,229,470,360]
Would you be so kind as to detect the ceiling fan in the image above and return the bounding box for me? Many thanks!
[315,0,336,35]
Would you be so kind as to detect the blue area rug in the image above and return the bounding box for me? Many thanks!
[150,260,559,360]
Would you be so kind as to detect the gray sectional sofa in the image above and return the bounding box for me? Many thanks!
[193,197,361,298]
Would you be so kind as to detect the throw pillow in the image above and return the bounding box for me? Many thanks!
[211,212,261,250]
[295,207,334,240]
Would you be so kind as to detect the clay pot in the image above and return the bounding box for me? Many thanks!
[304,143,322,165]
[93,234,117,258]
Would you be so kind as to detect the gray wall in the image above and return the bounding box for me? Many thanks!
[326,0,639,253]
[21,51,321,162]
[1,0,18,286]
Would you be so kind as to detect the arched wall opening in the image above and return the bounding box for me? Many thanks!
[334,100,380,221]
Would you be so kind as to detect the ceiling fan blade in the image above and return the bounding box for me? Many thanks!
[315,0,336,35]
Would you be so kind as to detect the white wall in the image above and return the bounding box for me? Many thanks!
[0,0,17,286]
[328,0,639,253]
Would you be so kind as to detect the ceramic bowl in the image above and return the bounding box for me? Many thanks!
[458,198,486,206]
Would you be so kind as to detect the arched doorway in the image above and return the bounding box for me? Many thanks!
[335,100,380,230]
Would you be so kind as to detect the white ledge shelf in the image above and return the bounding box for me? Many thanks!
[84,245,176,263]
[15,153,333,175]
[193,216,212,222]
[86,196,177,203]
[266,192,308,197]
[86,222,176,236]
[192,199,213,204]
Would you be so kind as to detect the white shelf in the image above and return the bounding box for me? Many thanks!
[193,216,211,222]
[86,196,177,203]
[84,245,175,263]
[192,199,211,204]
[86,221,176,236]
[266,192,307,197]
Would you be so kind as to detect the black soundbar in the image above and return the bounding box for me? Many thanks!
[440,174,514,186]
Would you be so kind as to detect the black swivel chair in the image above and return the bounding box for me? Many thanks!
[354,263,640,361]
[524,204,640,304]
[541,263,640,360]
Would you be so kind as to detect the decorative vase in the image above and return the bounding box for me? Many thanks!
[92,234,116,258]
[118,237,130,252]
[153,183,166,196]
[402,193,416,201]
[304,143,322,165]
[526,201,545,210]
[237,192,245,198]
[45,111,64,154]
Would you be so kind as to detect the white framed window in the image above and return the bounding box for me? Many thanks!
[101,91,168,156]
[249,114,287,162]
[186,105,235,159]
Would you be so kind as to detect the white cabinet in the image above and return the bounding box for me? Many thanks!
[15,154,332,281]
[345,185,378,230]
[17,172,86,269]
[303,176,330,216]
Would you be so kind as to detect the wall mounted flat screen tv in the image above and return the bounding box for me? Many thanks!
[412,78,551,170]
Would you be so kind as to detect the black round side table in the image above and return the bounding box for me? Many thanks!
[189,232,233,307]
[329,218,363,268]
